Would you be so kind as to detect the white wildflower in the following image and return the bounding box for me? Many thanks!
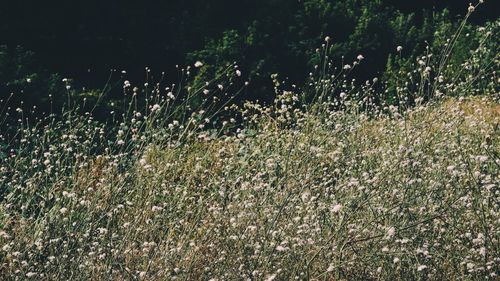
[264,274,277,281]
[275,245,287,252]
[301,191,311,202]
[476,155,488,163]
[151,104,161,112]
[417,265,427,271]
[152,206,163,212]
[332,204,342,213]
[479,247,486,256]
[387,227,396,238]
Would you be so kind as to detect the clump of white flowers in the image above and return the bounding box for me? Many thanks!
[151,104,161,112]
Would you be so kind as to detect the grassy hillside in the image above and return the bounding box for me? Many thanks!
[0,7,498,281]
[0,94,498,279]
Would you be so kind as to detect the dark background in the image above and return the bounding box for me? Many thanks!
[0,0,498,101]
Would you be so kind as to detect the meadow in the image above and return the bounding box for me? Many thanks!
[0,4,498,281]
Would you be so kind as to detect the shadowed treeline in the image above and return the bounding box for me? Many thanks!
[0,0,498,105]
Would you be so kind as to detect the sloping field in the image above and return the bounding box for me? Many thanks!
[1,97,498,280]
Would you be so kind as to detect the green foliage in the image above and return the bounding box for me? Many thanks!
[1,1,496,108]
[383,13,499,106]
[186,0,495,104]
[0,45,66,113]
[188,30,244,89]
